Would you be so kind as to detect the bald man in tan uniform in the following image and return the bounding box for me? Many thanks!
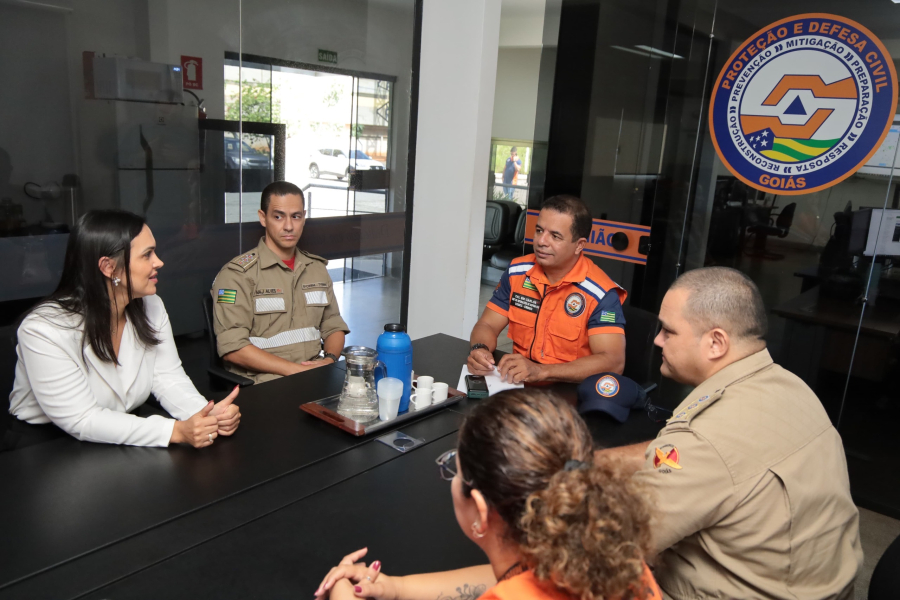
[612,267,862,599]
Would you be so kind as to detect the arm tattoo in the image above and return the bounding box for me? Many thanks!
[435,583,487,600]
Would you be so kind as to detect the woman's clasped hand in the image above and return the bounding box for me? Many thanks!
[170,385,242,448]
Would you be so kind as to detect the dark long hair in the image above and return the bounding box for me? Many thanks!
[27,210,160,364]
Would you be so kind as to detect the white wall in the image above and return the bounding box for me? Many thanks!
[407,0,502,340]
[491,47,541,141]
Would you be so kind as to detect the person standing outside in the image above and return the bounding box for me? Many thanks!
[502,147,521,200]
[212,181,349,384]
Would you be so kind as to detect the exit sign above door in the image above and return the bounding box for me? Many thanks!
[318,49,338,64]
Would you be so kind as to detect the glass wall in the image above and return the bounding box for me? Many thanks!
[0,0,417,395]
[537,0,900,516]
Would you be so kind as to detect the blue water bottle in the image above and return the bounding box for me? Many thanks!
[376,323,413,413]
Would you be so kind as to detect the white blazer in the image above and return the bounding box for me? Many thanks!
[8,295,208,447]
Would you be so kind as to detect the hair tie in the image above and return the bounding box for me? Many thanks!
[564,459,590,472]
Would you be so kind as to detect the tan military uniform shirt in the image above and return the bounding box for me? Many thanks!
[211,237,349,384]
[634,349,862,600]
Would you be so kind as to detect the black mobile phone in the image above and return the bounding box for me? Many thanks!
[465,375,489,399]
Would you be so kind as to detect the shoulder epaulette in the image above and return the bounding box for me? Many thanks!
[666,389,725,428]
[227,251,259,272]
[299,249,328,264]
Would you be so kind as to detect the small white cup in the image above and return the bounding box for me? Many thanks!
[377,377,404,421]
[413,375,434,390]
[431,382,449,404]
[410,388,433,409]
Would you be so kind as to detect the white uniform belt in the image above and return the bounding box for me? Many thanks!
[250,327,320,349]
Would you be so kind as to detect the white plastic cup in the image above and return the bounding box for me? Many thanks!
[410,388,433,410]
[377,377,404,421]
[431,382,449,404]
[412,375,434,390]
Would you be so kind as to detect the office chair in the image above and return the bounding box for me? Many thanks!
[201,295,254,389]
[489,210,527,270]
[868,532,900,600]
[483,200,521,261]
[745,202,797,260]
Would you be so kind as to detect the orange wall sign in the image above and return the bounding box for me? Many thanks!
[524,210,650,265]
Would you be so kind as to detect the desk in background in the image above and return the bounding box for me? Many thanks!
[772,286,900,387]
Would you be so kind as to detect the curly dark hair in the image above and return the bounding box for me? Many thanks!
[458,389,653,600]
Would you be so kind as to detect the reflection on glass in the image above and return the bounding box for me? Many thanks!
[541,0,900,516]
[490,140,531,209]
[0,0,415,402]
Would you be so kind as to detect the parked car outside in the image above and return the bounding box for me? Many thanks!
[225,138,272,170]
[308,148,385,180]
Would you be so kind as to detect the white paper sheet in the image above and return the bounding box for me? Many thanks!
[457,365,524,396]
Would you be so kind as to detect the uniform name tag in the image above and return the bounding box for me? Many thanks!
[255,297,286,313]
[305,290,328,305]
[302,282,328,289]
[511,292,540,314]
[255,288,283,296]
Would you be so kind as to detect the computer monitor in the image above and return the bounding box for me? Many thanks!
[858,116,900,177]
[847,208,872,255]
[863,209,900,257]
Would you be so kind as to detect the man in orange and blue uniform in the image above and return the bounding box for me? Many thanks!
[468,195,626,383]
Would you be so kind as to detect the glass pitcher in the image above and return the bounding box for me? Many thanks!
[337,346,384,422]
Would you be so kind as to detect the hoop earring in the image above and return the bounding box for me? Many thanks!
[112,277,121,287]
[472,521,485,538]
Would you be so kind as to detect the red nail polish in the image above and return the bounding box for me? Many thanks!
[373,561,381,571]
[354,586,362,593]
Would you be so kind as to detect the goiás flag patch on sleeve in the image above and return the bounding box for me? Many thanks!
[217,289,237,304]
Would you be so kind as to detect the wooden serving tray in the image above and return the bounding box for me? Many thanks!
[300,387,466,436]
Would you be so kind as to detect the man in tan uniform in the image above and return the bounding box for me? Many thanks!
[212,181,349,384]
[611,267,862,599]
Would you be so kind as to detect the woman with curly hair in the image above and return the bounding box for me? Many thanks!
[315,388,661,600]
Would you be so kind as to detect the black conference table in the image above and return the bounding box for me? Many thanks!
[0,334,664,599]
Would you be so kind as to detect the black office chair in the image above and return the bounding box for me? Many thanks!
[489,210,527,270]
[621,304,659,393]
[483,200,521,260]
[868,532,900,600]
[201,295,254,389]
[745,202,797,260]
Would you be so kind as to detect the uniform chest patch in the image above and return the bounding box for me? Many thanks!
[511,292,540,314]
[255,297,286,313]
[565,293,585,317]
[596,375,619,397]
[302,282,328,290]
[255,288,283,296]
[305,291,328,305]
[522,276,538,292]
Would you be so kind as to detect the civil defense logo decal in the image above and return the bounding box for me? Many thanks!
[565,292,585,317]
[596,375,620,397]
[709,14,898,195]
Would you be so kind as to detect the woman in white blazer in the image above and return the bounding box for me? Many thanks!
[5,210,241,450]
